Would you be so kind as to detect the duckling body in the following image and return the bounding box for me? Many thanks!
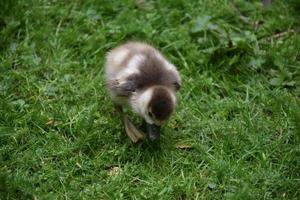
[105,41,181,141]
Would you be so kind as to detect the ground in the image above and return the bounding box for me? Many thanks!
[0,0,300,199]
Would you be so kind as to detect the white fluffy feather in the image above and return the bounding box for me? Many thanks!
[116,54,145,80]
[130,88,154,124]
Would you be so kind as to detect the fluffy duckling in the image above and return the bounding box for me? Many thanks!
[105,41,181,142]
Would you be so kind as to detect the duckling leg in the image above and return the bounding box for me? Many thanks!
[124,116,145,143]
[114,104,145,143]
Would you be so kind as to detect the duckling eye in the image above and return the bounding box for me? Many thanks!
[173,81,181,91]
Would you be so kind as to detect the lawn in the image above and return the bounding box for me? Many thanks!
[0,0,299,199]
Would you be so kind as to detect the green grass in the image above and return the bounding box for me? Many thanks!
[1,0,300,199]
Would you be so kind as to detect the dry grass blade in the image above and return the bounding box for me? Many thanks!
[107,166,122,177]
[175,143,193,150]
[260,29,296,42]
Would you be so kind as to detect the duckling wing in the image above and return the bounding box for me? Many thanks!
[107,79,137,97]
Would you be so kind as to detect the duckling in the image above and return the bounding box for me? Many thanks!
[105,41,181,142]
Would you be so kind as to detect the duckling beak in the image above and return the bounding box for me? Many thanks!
[147,124,161,142]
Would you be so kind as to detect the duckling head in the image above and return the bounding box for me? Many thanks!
[130,85,176,141]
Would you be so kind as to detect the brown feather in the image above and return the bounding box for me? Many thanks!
[127,51,179,92]
[148,86,174,121]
